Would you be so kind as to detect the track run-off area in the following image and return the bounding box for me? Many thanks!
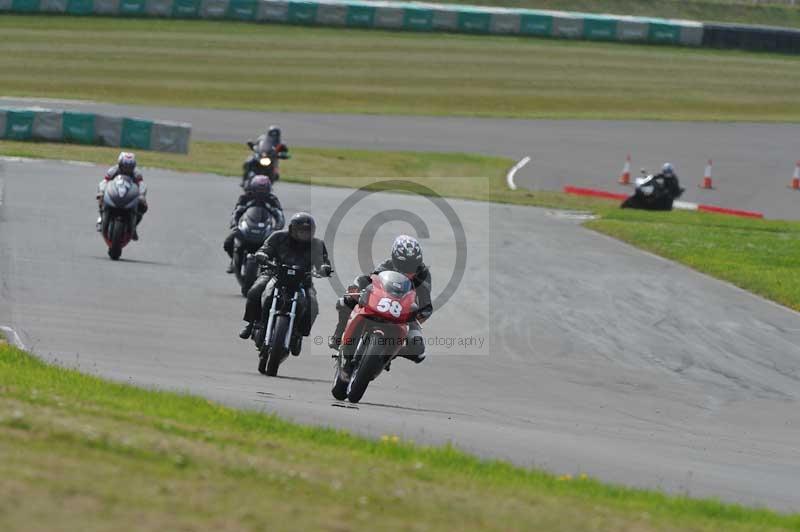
[3,97,800,219]
[1,157,800,510]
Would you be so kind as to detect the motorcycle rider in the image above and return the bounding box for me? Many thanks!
[329,235,431,365]
[654,162,684,199]
[96,152,148,240]
[244,125,289,184]
[223,175,285,273]
[238,212,332,356]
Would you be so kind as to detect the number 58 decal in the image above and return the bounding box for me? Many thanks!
[376,297,403,318]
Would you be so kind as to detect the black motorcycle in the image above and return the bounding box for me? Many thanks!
[231,204,276,296]
[253,261,327,376]
[242,139,289,187]
[621,171,684,211]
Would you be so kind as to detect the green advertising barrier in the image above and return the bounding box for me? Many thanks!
[21,0,800,52]
[227,0,258,20]
[66,0,93,14]
[649,22,682,44]
[5,110,35,140]
[287,1,316,24]
[0,108,190,152]
[12,0,40,11]
[583,16,618,41]
[120,118,153,150]
[403,7,433,31]
[458,10,491,34]
[519,12,552,36]
[345,4,373,27]
[172,0,199,18]
[118,0,145,15]
[63,112,96,144]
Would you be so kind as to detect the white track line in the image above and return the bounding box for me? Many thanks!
[506,156,530,191]
[0,326,26,350]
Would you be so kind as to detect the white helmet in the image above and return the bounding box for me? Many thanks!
[117,152,137,175]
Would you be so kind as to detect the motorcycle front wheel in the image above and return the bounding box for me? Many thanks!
[347,338,387,404]
[108,219,124,260]
[266,315,290,377]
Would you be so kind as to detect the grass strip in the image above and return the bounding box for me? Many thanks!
[2,139,798,310]
[2,342,799,531]
[1,16,799,121]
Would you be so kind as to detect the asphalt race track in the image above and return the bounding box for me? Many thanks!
[2,97,799,219]
[2,158,800,510]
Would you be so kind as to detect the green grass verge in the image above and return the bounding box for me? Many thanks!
[432,0,800,30]
[0,139,612,211]
[2,343,799,531]
[2,15,800,121]
[4,139,800,313]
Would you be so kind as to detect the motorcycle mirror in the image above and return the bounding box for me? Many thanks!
[246,141,255,149]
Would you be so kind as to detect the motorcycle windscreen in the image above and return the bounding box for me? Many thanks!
[376,270,413,297]
[240,205,272,238]
[104,177,139,208]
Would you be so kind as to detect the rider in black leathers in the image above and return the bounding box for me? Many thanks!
[223,175,285,273]
[238,212,331,355]
[329,235,432,364]
[654,162,683,199]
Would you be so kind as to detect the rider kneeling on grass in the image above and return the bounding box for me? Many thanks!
[329,235,432,368]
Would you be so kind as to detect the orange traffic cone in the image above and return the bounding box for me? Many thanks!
[700,159,713,189]
[619,154,631,185]
[791,161,800,190]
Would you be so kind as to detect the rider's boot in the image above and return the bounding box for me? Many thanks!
[226,258,235,274]
[290,334,302,356]
[132,214,142,241]
[401,353,426,364]
[239,321,254,339]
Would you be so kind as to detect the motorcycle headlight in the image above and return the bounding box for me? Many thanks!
[259,157,272,166]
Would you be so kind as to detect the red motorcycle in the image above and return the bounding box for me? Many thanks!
[331,270,418,403]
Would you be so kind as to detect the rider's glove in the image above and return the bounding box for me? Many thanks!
[254,251,270,265]
[319,264,333,277]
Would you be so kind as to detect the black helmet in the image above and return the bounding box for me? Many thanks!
[288,212,315,243]
[117,151,136,176]
[391,235,422,275]
[267,125,281,144]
